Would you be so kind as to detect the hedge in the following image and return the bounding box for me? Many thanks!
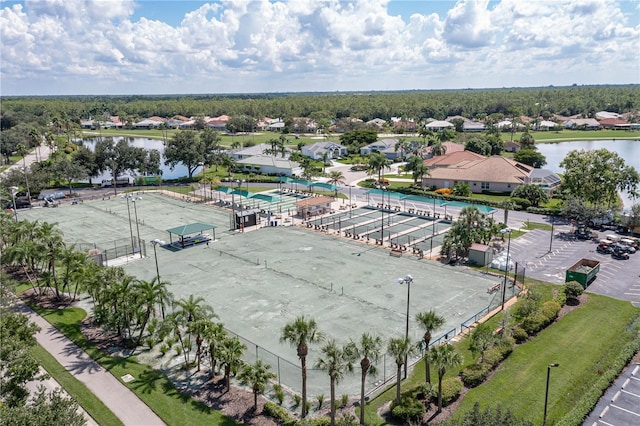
[511,325,528,343]
[391,396,425,423]
[263,402,296,426]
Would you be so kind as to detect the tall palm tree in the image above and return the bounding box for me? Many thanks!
[315,340,356,426]
[429,343,464,413]
[350,333,382,425]
[238,359,276,411]
[135,277,172,345]
[387,337,416,404]
[327,170,345,197]
[219,335,246,392]
[415,310,446,385]
[430,140,447,156]
[203,320,227,378]
[280,316,324,418]
[367,152,391,184]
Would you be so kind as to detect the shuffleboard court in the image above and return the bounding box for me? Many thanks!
[17,192,504,397]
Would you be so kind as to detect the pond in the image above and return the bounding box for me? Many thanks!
[82,137,201,180]
[536,139,639,210]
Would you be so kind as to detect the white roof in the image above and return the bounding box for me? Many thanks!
[425,120,454,128]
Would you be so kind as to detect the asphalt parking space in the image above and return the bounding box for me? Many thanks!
[585,364,640,425]
[506,228,640,302]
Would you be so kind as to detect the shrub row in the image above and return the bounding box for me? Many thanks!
[556,336,640,426]
[442,377,464,405]
[461,337,516,388]
[522,301,561,336]
[263,402,296,426]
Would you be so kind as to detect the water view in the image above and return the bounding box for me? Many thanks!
[81,137,201,181]
[536,139,640,210]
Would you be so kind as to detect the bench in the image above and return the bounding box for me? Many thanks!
[390,250,403,258]
[487,283,500,293]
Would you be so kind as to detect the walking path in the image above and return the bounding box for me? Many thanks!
[16,302,165,426]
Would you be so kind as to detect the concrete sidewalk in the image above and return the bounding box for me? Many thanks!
[17,302,165,426]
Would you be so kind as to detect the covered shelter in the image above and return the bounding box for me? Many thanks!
[309,182,339,193]
[296,196,334,218]
[166,222,216,248]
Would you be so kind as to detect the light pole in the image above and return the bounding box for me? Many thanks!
[151,238,166,318]
[22,167,31,203]
[501,228,512,310]
[397,274,413,379]
[349,185,353,218]
[121,195,135,255]
[131,197,142,254]
[543,363,559,426]
[10,186,19,221]
[548,215,555,253]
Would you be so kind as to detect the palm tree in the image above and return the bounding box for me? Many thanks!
[350,333,382,425]
[387,337,416,404]
[429,343,464,413]
[500,199,517,226]
[315,340,356,426]
[135,277,172,345]
[219,335,246,392]
[430,140,447,156]
[415,311,446,385]
[280,316,324,418]
[203,320,227,377]
[412,163,429,186]
[327,170,345,197]
[367,152,391,184]
[238,359,277,411]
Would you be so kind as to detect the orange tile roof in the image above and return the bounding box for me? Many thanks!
[424,150,485,167]
[295,196,334,207]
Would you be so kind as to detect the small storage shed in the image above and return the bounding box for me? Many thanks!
[468,243,493,266]
[235,208,261,230]
[295,196,334,218]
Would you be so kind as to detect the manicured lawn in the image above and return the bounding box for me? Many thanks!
[29,305,239,426]
[522,221,552,231]
[454,293,640,424]
[505,129,640,142]
[30,343,123,426]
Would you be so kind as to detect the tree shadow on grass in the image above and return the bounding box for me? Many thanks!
[131,369,164,394]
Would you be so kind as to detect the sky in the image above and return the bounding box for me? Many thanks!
[1,0,639,96]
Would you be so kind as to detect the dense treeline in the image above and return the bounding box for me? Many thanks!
[2,85,638,127]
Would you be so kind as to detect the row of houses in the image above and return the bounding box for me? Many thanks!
[80,110,639,133]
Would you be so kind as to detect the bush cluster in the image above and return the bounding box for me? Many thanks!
[510,197,531,210]
[526,206,563,216]
[441,377,464,405]
[391,396,425,423]
[263,402,296,426]
[461,364,491,388]
[511,325,528,343]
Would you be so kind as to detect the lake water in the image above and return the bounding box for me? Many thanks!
[536,139,639,210]
[82,137,201,180]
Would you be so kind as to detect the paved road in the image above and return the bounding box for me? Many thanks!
[17,302,165,426]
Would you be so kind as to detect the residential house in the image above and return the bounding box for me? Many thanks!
[532,120,557,131]
[425,120,454,131]
[359,138,402,160]
[422,155,560,194]
[524,169,561,194]
[367,118,386,129]
[504,141,521,153]
[425,142,465,158]
[595,111,622,120]
[133,117,165,129]
[235,155,302,177]
[563,118,601,130]
[301,142,348,160]
[229,143,292,161]
[424,150,485,168]
[598,118,631,130]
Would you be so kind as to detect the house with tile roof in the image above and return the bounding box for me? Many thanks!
[229,143,293,161]
[563,118,601,130]
[424,150,485,168]
[598,118,630,129]
[425,142,465,158]
[301,141,348,160]
[359,138,402,160]
[422,155,560,194]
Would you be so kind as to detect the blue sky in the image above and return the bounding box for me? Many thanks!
[1,0,639,96]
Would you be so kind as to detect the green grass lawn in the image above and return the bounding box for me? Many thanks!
[30,343,123,426]
[522,221,552,231]
[454,293,640,424]
[29,306,239,426]
[505,129,640,142]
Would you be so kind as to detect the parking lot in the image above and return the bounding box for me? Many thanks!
[584,363,640,425]
[507,227,640,302]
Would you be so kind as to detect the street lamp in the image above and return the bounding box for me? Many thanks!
[396,274,413,379]
[22,167,31,203]
[9,186,19,221]
[131,196,142,254]
[543,363,560,426]
[121,195,136,255]
[151,239,166,318]
[501,228,512,310]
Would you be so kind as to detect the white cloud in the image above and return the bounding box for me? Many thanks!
[0,0,638,95]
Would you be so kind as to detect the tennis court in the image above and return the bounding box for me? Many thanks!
[17,191,504,397]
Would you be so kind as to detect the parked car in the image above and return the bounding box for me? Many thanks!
[612,243,636,254]
[4,198,31,210]
[596,244,613,254]
[611,249,629,260]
